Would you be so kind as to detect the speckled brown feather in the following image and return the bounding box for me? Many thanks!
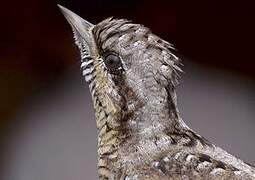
[59,5,255,180]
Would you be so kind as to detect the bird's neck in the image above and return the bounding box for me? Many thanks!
[94,88,190,178]
[95,101,130,179]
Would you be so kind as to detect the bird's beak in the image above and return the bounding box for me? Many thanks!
[58,4,94,42]
[58,4,96,57]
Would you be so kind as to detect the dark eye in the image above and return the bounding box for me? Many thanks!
[104,53,122,71]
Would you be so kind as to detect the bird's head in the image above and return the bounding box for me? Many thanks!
[59,5,181,130]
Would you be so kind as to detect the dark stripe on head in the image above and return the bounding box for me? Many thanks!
[187,130,212,147]
[198,154,212,163]
[215,161,227,170]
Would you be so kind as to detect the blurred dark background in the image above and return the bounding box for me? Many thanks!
[0,0,254,179]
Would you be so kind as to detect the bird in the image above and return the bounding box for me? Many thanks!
[58,5,255,180]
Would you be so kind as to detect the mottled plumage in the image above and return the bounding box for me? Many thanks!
[59,5,255,180]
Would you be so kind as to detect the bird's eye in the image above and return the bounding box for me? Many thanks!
[103,53,122,72]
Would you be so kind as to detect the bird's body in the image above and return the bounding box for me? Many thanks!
[59,5,255,179]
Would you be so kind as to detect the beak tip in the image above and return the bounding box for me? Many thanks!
[57,4,94,37]
[57,4,69,16]
[57,4,75,25]
[57,4,64,11]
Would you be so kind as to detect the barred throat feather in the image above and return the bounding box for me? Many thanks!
[80,55,97,99]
